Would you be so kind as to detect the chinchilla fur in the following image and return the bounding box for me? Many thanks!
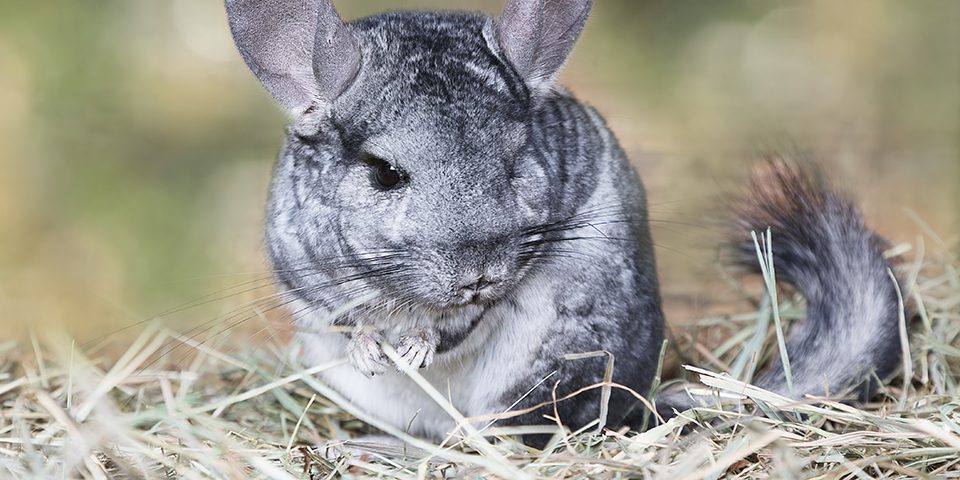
[225,0,903,444]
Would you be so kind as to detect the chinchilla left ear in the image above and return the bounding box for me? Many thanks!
[495,0,593,96]
[225,0,361,115]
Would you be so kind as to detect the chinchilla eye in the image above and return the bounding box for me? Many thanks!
[368,156,405,190]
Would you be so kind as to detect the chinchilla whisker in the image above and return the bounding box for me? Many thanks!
[649,242,699,260]
[535,203,630,222]
[551,202,627,220]
[523,216,637,237]
[326,266,406,288]
[84,253,411,347]
[280,267,408,322]
[163,294,314,369]
[139,292,302,373]
[520,235,633,248]
[518,251,589,265]
[383,297,413,319]
[286,289,386,330]
[519,249,591,260]
[143,272,375,370]
[349,288,421,321]
[273,251,409,275]
[341,276,417,315]
[231,321,290,360]
[287,248,408,264]
[545,214,637,229]
[521,246,599,258]
[523,211,623,231]
[283,264,405,295]
[231,289,387,359]
[81,274,294,348]
[322,286,386,315]
[375,287,424,316]
[271,268,404,325]
[151,261,392,333]
[160,268,396,365]
[164,281,320,334]
[281,258,403,278]
[363,298,402,324]
[647,218,724,232]
[385,297,421,322]
[161,275,382,368]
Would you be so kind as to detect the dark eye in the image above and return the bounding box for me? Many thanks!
[369,157,406,190]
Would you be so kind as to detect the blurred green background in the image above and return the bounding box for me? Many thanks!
[0,0,957,336]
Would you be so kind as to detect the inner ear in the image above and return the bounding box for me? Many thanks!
[312,0,362,106]
[226,0,361,115]
[496,0,593,95]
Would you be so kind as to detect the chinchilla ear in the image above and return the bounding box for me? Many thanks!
[225,0,361,115]
[496,0,592,95]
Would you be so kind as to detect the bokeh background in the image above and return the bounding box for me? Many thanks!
[0,0,957,339]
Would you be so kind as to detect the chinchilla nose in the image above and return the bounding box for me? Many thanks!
[454,270,508,305]
[453,260,511,299]
[438,234,514,300]
[456,274,499,292]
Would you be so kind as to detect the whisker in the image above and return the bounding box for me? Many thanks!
[82,249,410,346]
[140,263,407,371]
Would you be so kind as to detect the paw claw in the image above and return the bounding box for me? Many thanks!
[347,330,387,377]
[395,329,439,371]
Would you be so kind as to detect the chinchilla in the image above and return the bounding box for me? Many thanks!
[224,0,903,445]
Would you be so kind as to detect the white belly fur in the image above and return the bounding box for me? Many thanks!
[293,273,558,439]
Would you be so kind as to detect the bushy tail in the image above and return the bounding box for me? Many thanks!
[732,159,903,399]
[656,159,903,419]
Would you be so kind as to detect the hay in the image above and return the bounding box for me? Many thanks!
[1,234,957,479]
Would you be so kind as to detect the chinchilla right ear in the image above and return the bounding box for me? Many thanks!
[496,0,593,96]
[225,0,361,115]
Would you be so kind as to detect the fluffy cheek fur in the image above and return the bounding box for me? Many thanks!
[511,159,552,224]
[336,210,529,309]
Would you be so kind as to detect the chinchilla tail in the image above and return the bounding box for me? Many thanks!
[656,158,904,419]
[733,159,903,398]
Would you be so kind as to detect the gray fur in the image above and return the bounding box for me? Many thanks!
[225,0,901,445]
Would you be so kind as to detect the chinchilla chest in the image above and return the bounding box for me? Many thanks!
[293,263,642,438]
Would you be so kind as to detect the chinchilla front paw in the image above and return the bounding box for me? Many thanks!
[395,328,440,371]
[347,329,389,377]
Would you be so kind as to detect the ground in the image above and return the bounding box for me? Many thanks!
[1,230,958,479]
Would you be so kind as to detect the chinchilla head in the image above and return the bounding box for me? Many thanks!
[226,0,592,310]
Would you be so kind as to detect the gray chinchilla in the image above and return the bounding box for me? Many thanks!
[224,0,903,445]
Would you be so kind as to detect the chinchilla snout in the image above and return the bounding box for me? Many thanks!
[454,273,507,305]
[437,240,518,307]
